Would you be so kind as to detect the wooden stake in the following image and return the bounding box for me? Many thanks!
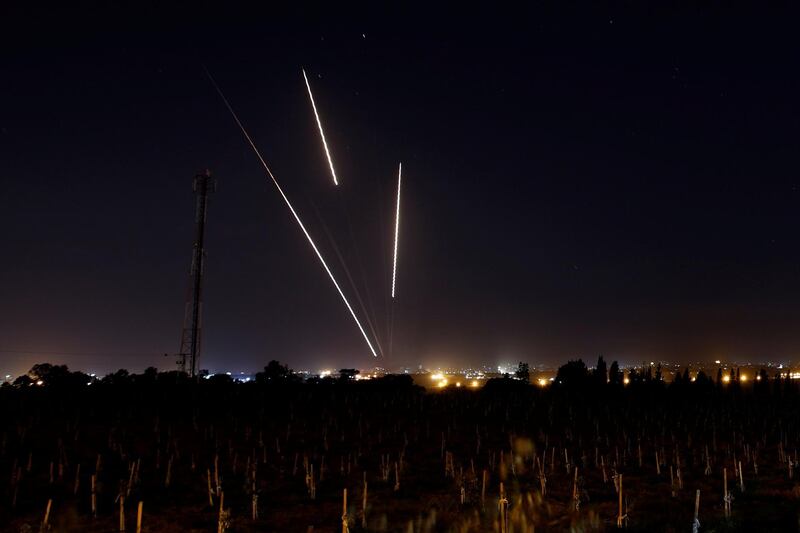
[119,495,126,531]
[341,488,349,533]
[217,491,226,533]
[481,469,487,509]
[73,463,81,495]
[136,501,143,533]
[739,460,744,492]
[165,455,172,488]
[207,468,215,506]
[693,490,700,532]
[91,474,97,517]
[40,498,52,533]
[572,467,579,511]
[361,473,368,528]
[670,465,675,497]
[723,467,731,518]
[601,456,607,484]
[498,482,508,533]
[214,455,220,496]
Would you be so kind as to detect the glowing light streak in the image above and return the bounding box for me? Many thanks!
[391,163,402,298]
[302,69,339,186]
[205,68,377,357]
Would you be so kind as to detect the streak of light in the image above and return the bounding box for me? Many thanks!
[302,69,339,186]
[205,67,377,357]
[391,163,402,298]
[312,203,384,356]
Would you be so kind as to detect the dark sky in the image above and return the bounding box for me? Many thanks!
[2,4,799,376]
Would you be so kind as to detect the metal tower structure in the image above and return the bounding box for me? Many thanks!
[178,170,216,377]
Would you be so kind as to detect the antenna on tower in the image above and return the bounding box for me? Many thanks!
[177,170,216,377]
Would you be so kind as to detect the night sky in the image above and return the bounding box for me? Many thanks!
[2,4,799,376]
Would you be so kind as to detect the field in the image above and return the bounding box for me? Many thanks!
[2,370,800,532]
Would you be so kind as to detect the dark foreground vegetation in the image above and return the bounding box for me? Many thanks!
[2,362,800,532]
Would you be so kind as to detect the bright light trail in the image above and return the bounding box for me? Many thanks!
[302,69,339,186]
[391,162,402,298]
[204,67,377,357]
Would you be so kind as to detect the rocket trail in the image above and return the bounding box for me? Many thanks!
[391,163,402,299]
[302,69,339,186]
[312,202,385,357]
[203,67,378,357]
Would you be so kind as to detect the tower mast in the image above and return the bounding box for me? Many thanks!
[178,170,216,377]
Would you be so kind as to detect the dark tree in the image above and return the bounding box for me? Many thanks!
[135,367,158,385]
[13,375,33,387]
[339,369,360,381]
[593,356,607,385]
[255,360,293,383]
[29,363,71,386]
[608,361,622,386]
[207,373,233,386]
[515,362,530,383]
[157,370,190,385]
[102,369,131,386]
[555,359,589,387]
